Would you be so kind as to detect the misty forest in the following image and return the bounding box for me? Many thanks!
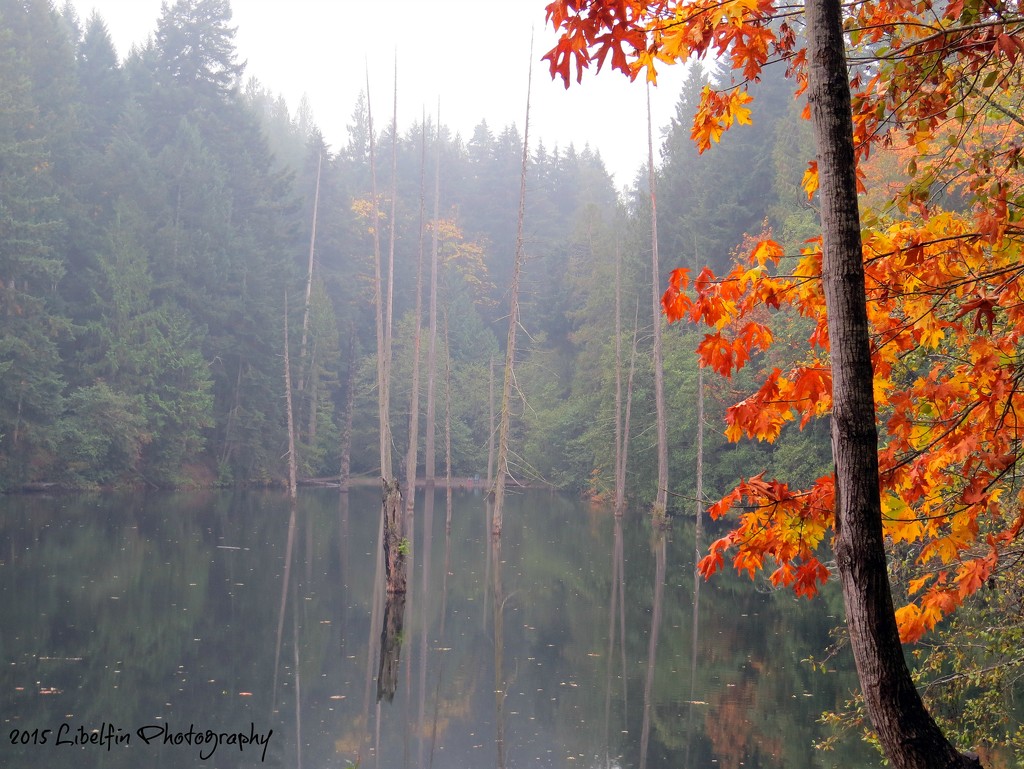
[2,0,1024,767]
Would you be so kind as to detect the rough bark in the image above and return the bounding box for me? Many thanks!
[806,0,981,766]
[381,477,406,594]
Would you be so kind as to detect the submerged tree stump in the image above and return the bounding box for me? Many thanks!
[381,478,406,594]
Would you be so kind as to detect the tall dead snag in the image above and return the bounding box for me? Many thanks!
[492,44,532,537]
[614,247,623,514]
[299,151,322,392]
[384,63,398,413]
[367,68,404,594]
[283,293,297,499]
[613,245,638,516]
[443,310,453,511]
[646,83,669,521]
[424,102,442,486]
[404,110,428,518]
[806,1,977,765]
[487,355,496,486]
[299,152,323,452]
[367,70,393,482]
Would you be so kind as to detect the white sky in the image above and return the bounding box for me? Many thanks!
[66,0,689,186]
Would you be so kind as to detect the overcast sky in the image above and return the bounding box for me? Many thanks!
[65,0,691,186]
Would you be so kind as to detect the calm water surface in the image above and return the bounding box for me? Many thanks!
[0,487,879,768]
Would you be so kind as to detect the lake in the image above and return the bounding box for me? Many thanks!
[0,487,880,768]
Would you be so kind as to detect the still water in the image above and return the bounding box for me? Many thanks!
[0,487,879,768]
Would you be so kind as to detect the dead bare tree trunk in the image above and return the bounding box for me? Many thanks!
[443,310,453,511]
[298,151,322,393]
[805,1,979,766]
[487,355,496,486]
[646,83,669,521]
[367,69,393,482]
[367,69,404,596]
[492,44,533,537]
[425,101,441,486]
[284,293,297,499]
[404,110,429,518]
[385,66,398,379]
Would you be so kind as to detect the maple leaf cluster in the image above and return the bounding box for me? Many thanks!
[546,0,1024,643]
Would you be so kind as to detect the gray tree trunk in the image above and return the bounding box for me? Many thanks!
[806,0,980,766]
[424,103,441,486]
[646,84,669,520]
[492,48,533,537]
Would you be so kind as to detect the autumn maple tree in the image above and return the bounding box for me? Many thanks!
[546,0,1021,767]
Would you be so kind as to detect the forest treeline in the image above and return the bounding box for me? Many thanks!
[0,0,831,499]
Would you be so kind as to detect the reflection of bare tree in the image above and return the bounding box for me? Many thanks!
[484,500,493,628]
[292,578,303,769]
[272,502,299,714]
[639,532,667,769]
[360,507,386,764]
[339,492,350,636]
[427,491,454,769]
[604,514,628,765]
[491,534,507,769]
[270,502,304,766]
[417,488,436,766]
[377,592,407,703]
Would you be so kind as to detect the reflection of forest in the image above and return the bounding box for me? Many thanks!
[0,488,878,769]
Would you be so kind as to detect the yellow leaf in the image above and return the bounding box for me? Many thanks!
[908,576,929,595]
[918,320,945,349]
[730,89,753,126]
[802,161,819,200]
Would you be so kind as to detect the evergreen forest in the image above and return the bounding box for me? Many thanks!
[0,0,830,503]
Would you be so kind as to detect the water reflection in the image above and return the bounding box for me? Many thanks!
[0,488,878,768]
[639,531,667,769]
